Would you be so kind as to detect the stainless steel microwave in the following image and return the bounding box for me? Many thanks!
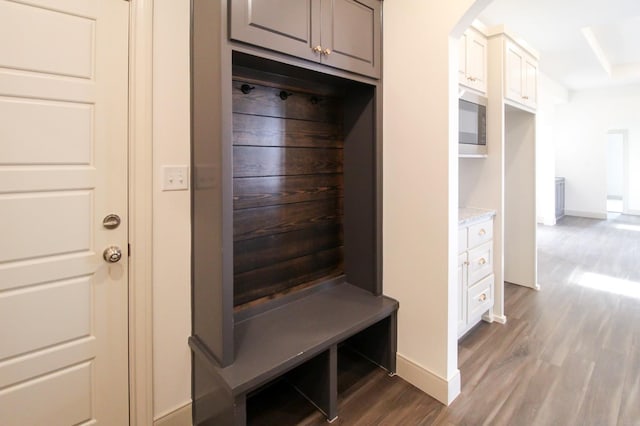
[459,91,487,156]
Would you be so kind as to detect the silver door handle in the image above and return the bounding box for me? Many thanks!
[103,246,122,263]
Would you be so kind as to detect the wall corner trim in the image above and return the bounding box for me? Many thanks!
[129,0,155,424]
[396,353,461,405]
[154,401,192,426]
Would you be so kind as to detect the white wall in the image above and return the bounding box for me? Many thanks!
[535,73,568,225]
[504,107,537,288]
[384,0,491,405]
[152,0,192,419]
[607,133,624,198]
[555,85,640,217]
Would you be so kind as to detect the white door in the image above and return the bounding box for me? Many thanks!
[0,0,130,424]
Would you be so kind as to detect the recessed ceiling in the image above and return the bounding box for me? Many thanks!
[479,0,640,90]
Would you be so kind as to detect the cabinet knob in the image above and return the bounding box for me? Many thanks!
[312,45,323,54]
[322,47,332,56]
[522,95,529,100]
[479,293,487,302]
[479,258,486,265]
[478,229,486,236]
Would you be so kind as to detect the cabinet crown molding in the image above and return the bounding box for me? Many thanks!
[486,25,540,59]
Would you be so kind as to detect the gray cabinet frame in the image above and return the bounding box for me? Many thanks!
[190,1,392,424]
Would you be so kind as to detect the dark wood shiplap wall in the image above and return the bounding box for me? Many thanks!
[232,80,345,307]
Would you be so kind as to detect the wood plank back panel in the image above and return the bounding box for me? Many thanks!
[234,174,343,210]
[234,223,343,275]
[234,198,343,242]
[233,81,342,122]
[234,247,345,306]
[233,146,343,178]
[233,114,343,148]
[233,77,345,307]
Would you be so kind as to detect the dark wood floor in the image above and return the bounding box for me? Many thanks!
[247,214,640,425]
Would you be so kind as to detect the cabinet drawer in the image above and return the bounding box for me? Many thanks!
[468,274,493,320]
[468,241,493,284]
[468,220,493,248]
[458,226,468,253]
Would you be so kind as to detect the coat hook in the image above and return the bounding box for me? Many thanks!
[240,84,255,94]
[310,96,322,105]
[279,91,292,100]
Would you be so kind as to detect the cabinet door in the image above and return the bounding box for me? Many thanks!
[524,56,538,108]
[505,40,525,104]
[465,30,487,93]
[320,0,381,78]
[458,32,468,84]
[230,0,320,62]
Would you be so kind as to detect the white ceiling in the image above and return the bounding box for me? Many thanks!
[479,0,640,90]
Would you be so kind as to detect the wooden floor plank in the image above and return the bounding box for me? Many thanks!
[574,348,626,426]
[618,343,640,426]
[532,353,595,426]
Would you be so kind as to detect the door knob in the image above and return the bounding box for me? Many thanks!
[103,246,122,263]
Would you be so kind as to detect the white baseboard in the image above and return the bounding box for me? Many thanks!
[564,210,607,220]
[624,209,640,216]
[537,215,556,226]
[493,314,507,324]
[154,402,192,426]
[396,353,460,405]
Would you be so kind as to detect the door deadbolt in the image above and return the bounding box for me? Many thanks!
[103,246,122,263]
[103,214,121,229]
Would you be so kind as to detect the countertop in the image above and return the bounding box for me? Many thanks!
[459,207,496,227]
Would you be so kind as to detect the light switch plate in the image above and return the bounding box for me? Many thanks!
[162,165,189,191]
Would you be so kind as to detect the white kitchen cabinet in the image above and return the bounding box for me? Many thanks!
[504,39,537,110]
[459,27,487,94]
[458,214,495,338]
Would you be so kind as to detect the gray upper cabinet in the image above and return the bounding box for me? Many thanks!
[230,0,381,79]
[230,0,320,63]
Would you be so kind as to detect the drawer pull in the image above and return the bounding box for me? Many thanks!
[478,258,486,265]
[478,229,486,236]
[479,293,487,302]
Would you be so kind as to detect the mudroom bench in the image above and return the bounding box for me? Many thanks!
[189,281,398,425]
